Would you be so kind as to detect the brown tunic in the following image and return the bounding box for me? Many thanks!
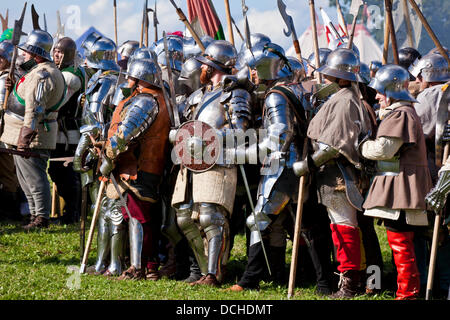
[363,104,433,210]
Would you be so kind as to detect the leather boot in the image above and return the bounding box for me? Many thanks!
[386,230,420,300]
[330,270,361,298]
[23,215,49,231]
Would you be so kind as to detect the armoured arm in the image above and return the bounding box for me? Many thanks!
[360,136,404,161]
[105,94,159,160]
[82,75,117,133]
[293,142,339,176]
[73,124,102,172]
[426,169,450,213]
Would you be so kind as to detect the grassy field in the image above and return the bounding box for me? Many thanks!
[0,217,398,300]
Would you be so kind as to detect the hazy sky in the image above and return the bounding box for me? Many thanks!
[2,0,339,52]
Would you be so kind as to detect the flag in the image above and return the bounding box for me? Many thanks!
[187,0,225,40]
[336,8,348,37]
[320,8,342,45]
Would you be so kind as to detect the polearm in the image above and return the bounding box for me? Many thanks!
[79,184,88,263]
[336,0,348,36]
[242,0,252,51]
[385,0,399,65]
[169,0,206,53]
[139,0,146,47]
[347,0,363,49]
[224,0,234,46]
[309,0,322,83]
[31,4,41,30]
[401,0,414,48]
[145,1,150,47]
[0,9,8,32]
[153,49,176,128]
[153,1,159,42]
[288,136,309,299]
[382,13,390,65]
[278,0,302,63]
[79,179,106,274]
[407,0,450,65]
[2,3,27,112]
[163,31,181,127]
[113,0,118,62]
[230,17,244,42]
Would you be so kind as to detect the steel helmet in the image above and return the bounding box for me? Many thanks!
[195,40,237,74]
[118,40,140,59]
[369,64,417,102]
[317,47,361,82]
[81,32,119,71]
[183,35,214,60]
[178,57,202,93]
[0,40,15,63]
[150,36,184,71]
[18,29,53,61]
[126,58,160,88]
[307,48,332,70]
[409,53,450,83]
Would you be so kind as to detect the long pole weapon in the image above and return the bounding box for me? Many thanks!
[224,0,235,46]
[163,31,181,128]
[382,13,390,65]
[169,0,205,53]
[336,0,348,36]
[153,1,159,42]
[278,0,302,63]
[230,17,244,42]
[407,0,450,65]
[140,0,146,47]
[401,0,414,48]
[347,0,363,49]
[114,0,118,62]
[2,3,27,113]
[309,0,322,84]
[79,179,106,274]
[385,0,399,65]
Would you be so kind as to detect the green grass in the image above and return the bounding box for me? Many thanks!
[0,218,397,300]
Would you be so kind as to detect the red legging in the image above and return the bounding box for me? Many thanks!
[122,192,160,270]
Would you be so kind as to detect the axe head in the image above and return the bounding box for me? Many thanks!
[11,2,27,46]
[349,0,363,18]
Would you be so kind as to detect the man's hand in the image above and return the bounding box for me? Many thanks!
[17,126,37,152]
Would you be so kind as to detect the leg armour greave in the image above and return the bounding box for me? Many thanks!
[129,216,144,270]
[175,203,208,275]
[95,196,111,273]
[199,203,229,277]
[107,199,126,275]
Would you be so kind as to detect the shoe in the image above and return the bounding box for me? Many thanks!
[23,216,49,231]
[146,269,161,281]
[183,272,202,283]
[330,270,361,299]
[190,274,220,287]
[118,266,145,280]
[227,284,245,292]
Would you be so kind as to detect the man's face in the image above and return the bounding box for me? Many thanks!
[415,74,428,91]
[375,91,389,109]
[200,64,213,85]
[53,48,64,66]
[22,50,34,62]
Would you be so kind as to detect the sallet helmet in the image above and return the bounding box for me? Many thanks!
[118,40,140,59]
[195,40,237,74]
[178,57,203,93]
[409,53,450,83]
[150,36,184,72]
[81,32,119,71]
[0,40,15,64]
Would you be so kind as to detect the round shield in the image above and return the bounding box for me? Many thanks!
[173,120,221,172]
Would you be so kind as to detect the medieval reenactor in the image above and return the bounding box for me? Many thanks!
[0,40,21,220]
[293,48,373,298]
[1,30,66,230]
[47,36,85,225]
[171,40,252,287]
[73,32,123,276]
[361,64,433,300]
[99,58,171,280]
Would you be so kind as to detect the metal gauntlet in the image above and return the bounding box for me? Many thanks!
[293,143,339,176]
[426,170,450,213]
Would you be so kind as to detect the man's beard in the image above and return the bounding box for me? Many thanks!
[200,66,212,84]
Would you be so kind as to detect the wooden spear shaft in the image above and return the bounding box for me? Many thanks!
[401,0,414,48]
[382,13,390,65]
[224,0,235,46]
[385,0,399,65]
[309,0,322,83]
[407,0,450,65]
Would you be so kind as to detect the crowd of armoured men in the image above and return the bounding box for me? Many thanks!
[0,26,449,299]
